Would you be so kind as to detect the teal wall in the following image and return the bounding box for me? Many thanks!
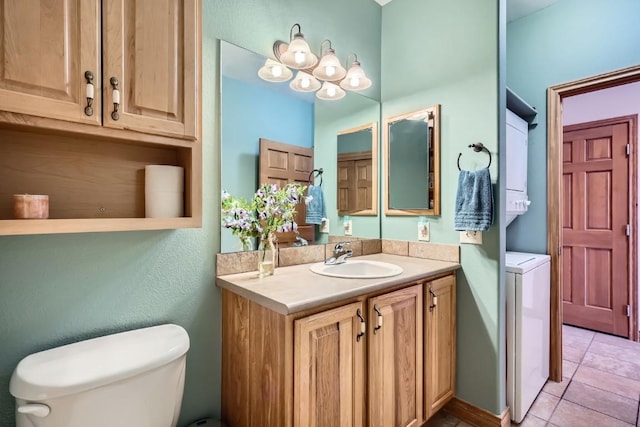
[337,128,372,154]
[0,1,381,426]
[506,0,640,252]
[315,93,381,240]
[220,76,314,252]
[381,0,505,414]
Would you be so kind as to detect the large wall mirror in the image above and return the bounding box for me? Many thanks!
[383,104,440,216]
[220,40,381,253]
[337,122,378,216]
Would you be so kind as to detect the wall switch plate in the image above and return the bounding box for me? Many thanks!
[460,230,482,245]
[320,218,329,233]
[418,222,430,241]
[344,220,353,236]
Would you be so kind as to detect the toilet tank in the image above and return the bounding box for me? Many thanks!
[10,324,190,427]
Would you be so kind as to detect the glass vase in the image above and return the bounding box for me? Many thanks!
[258,234,276,277]
[239,237,252,252]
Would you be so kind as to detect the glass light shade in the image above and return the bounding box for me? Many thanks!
[339,61,372,91]
[312,49,346,81]
[279,34,318,69]
[258,59,293,82]
[316,82,345,100]
[289,71,321,92]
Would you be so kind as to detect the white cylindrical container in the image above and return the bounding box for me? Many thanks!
[145,165,184,218]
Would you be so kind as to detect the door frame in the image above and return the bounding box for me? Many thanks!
[547,64,640,381]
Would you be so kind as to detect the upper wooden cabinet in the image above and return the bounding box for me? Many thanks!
[0,0,202,235]
[0,0,198,140]
[102,0,198,139]
[0,0,101,126]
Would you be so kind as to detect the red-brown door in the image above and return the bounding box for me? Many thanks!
[259,138,314,247]
[562,117,632,337]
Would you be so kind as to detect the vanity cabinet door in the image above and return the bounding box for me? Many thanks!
[0,0,101,126]
[424,274,456,420]
[294,301,366,427]
[368,285,423,427]
[102,0,199,140]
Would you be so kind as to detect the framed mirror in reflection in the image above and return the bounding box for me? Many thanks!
[383,104,440,216]
[337,122,378,215]
[220,40,381,253]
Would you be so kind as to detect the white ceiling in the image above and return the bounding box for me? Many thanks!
[373,0,561,22]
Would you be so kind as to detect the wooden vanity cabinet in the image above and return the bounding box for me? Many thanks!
[0,0,201,235]
[221,273,456,427]
[368,285,423,427]
[294,301,366,426]
[424,274,456,421]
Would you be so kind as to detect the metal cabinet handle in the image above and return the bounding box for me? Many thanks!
[356,308,365,342]
[429,286,438,312]
[110,77,120,121]
[84,71,94,116]
[373,304,383,334]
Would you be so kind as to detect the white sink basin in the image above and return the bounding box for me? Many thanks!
[309,260,403,279]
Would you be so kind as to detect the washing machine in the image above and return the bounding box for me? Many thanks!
[505,251,551,423]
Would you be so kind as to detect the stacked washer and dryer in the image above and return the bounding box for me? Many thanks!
[505,104,551,423]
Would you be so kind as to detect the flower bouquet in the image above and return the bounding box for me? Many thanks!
[222,183,310,275]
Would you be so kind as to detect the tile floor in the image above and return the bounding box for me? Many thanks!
[426,324,640,426]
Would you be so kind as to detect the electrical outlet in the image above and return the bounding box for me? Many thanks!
[418,222,430,241]
[459,230,482,245]
[344,219,353,236]
[320,218,330,233]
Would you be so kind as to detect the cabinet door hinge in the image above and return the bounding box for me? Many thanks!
[626,224,631,237]
[626,305,631,317]
[626,143,631,156]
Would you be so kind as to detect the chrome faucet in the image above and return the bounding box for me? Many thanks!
[325,242,353,265]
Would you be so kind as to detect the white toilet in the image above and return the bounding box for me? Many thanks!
[10,324,190,427]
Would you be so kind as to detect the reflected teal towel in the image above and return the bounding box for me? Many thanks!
[305,185,326,225]
[454,168,493,231]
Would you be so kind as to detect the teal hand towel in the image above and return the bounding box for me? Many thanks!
[305,185,326,225]
[454,168,493,231]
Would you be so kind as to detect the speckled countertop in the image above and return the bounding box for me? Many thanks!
[216,253,460,315]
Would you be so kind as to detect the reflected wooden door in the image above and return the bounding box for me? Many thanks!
[337,152,372,214]
[562,116,632,337]
[259,138,314,247]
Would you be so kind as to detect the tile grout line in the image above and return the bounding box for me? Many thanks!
[562,330,640,426]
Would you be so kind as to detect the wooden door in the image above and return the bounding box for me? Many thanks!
[337,159,354,212]
[259,138,314,247]
[0,0,101,125]
[424,274,456,421]
[562,117,631,337]
[337,152,373,214]
[294,301,366,427]
[102,0,199,139]
[368,285,423,427]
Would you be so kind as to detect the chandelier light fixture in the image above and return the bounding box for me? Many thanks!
[258,23,372,101]
[258,58,293,82]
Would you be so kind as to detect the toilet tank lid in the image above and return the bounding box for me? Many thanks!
[9,324,189,401]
